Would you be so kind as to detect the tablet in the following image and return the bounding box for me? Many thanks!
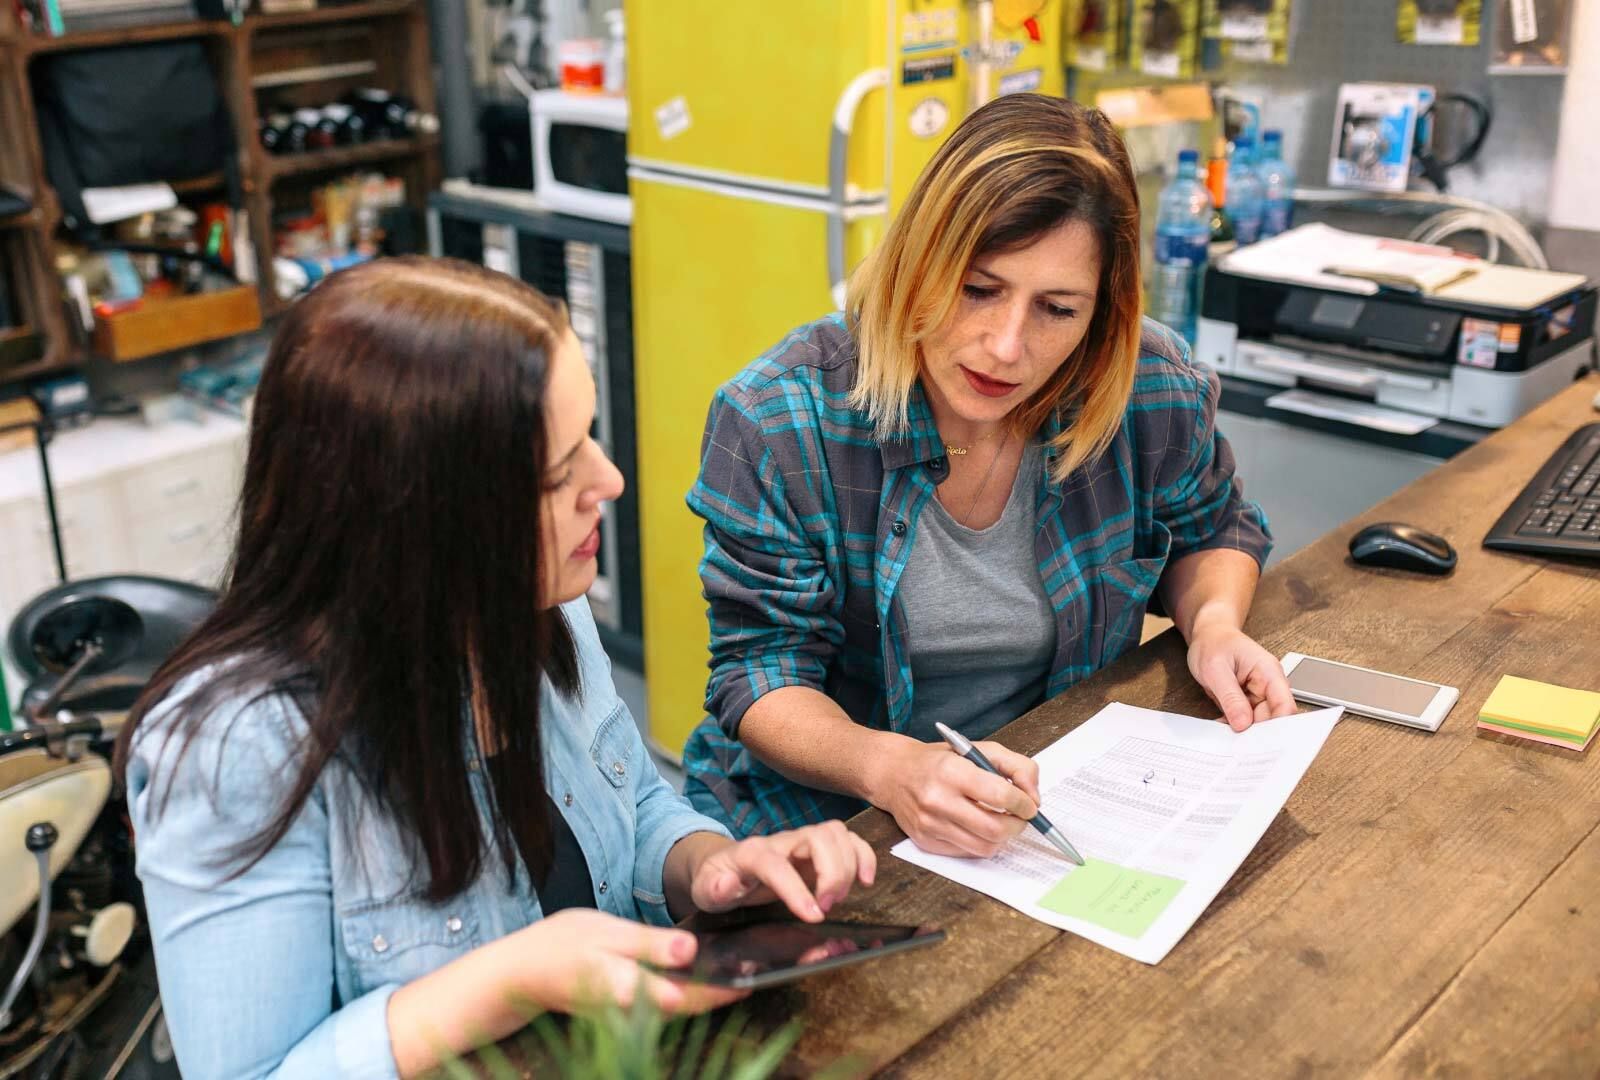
[663,920,946,991]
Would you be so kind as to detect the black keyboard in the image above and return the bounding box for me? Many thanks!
[1484,422,1600,559]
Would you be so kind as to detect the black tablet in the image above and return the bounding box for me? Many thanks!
[664,920,946,991]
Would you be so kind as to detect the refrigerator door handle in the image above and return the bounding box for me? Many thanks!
[828,67,890,309]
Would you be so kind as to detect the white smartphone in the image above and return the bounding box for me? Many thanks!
[1281,652,1459,732]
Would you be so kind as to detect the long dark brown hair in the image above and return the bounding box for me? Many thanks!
[115,256,579,901]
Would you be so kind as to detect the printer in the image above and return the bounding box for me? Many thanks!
[1196,225,1597,432]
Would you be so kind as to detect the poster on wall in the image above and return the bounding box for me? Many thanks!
[1201,0,1292,64]
[1130,0,1202,79]
[1397,0,1482,46]
[1068,0,1127,72]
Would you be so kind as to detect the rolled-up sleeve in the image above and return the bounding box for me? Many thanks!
[687,386,842,737]
[626,710,731,925]
[129,695,398,1080]
[1153,360,1273,568]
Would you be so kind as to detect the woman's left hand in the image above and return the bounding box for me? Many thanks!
[690,821,877,922]
[1187,624,1297,732]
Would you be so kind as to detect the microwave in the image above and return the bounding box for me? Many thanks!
[531,90,630,225]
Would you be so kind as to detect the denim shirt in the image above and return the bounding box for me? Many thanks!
[126,599,729,1079]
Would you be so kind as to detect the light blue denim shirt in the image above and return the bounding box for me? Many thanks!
[126,599,729,1079]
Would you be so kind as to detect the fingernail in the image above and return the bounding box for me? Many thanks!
[673,935,695,961]
[818,893,834,913]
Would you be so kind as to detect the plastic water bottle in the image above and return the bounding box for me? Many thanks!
[1227,136,1266,247]
[1258,129,1296,239]
[1152,149,1212,342]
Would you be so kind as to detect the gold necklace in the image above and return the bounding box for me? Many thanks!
[943,428,1001,457]
[958,431,1010,525]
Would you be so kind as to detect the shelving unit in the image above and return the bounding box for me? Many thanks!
[0,0,440,385]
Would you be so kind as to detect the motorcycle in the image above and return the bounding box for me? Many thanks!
[1,577,213,1079]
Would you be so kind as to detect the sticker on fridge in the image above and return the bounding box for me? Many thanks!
[1397,0,1481,46]
[902,7,959,52]
[654,96,691,141]
[999,67,1043,95]
[909,98,951,139]
[902,54,957,85]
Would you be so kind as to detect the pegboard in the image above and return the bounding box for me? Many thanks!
[1222,0,1567,223]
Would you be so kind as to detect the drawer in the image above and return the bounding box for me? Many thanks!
[0,480,127,591]
[118,447,242,528]
[130,513,234,588]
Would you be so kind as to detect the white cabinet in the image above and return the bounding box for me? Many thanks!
[0,415,247,699]
[1217,410,1441,564]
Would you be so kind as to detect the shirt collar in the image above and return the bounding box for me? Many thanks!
[878,379,1073,480]
[878,379,945,471]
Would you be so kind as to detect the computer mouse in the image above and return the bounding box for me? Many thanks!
[1348,522,1457,575]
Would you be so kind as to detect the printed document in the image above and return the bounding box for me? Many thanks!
[892,702,1343,964]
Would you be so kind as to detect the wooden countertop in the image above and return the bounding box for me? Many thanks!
[508,373,1600,1077]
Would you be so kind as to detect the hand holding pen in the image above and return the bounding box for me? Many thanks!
[935,722,1085,865]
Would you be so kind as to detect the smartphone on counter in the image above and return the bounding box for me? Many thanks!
[1282,652,1459,732]
[662,920,946,991]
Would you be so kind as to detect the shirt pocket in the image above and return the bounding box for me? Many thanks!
[589,703,636,791]
[1088,523,1173,667]
[339,892,483,997]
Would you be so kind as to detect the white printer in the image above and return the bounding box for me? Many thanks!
[1196,225,1596,433]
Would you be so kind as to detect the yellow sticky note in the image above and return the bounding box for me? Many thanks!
[1479,675,1600,741]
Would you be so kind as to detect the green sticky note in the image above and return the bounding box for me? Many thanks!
[1038,859,1186,939]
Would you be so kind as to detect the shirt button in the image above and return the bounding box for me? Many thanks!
[564,792,574,807]
[891,520,907,537]
[371,935,389,954]
[466,756,479,773]
[446,916,462,934]
[598,881,609,894]
[612,761,625,777]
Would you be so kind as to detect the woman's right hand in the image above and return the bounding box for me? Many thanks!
[511,909,745,1016]
[872,736,1043,858]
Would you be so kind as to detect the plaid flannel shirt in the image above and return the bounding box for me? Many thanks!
[682,313,1271,836]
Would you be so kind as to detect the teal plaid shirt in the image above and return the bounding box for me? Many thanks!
[682,314,1271,836]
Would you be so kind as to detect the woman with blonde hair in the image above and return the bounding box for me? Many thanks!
[683,93,1295,853]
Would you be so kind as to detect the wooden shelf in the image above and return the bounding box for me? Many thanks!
[12,1,416,56]
[264,133,438,182]
[169,171,231,196]
[20,18,226,55]
[248,0,417,34]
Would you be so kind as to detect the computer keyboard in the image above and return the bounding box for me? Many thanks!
[1483,422,1600,560]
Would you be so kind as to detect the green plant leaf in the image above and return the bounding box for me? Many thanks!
[727,1018,804,1080]
[671,1010,713,1080]
[701,1010,750,1080]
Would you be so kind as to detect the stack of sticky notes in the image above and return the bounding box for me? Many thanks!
[1478,675,1600,751]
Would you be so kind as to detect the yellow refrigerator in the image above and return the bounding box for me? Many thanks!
[628,1,1065,756]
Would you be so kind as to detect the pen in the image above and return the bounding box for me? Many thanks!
[934,721,1085,866]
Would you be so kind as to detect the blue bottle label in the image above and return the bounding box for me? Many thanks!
[1156,232,1208,267]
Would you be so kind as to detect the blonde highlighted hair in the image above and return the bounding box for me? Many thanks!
[847,94,1144,481]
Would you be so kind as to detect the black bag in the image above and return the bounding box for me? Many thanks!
[32,41,240,236]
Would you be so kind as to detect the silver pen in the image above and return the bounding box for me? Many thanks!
[934,721,1085,866]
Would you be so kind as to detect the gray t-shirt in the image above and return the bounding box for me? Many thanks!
[898,444,1057,744]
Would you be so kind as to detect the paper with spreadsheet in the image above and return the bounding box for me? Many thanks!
[892,702,1344,964]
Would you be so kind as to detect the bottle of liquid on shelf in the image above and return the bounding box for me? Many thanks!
[342,89,440,140]
[1257,129,1296,239]
[1151,149,1212,343]
[1204,154,1236,261]
[1226,135,1266,247]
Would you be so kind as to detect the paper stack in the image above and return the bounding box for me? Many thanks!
[1477,675,1600,751]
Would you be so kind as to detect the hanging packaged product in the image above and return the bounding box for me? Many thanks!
[1397,0,1481,46]
[1327,82,1434,193]
[1068,0,1126,72]
[1490,0,1573,71]
[1131,0,1201,80]
[1201,0,1292,64]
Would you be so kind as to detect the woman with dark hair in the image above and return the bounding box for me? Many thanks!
[116,257,874,1078]
[684,94,1295,848]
